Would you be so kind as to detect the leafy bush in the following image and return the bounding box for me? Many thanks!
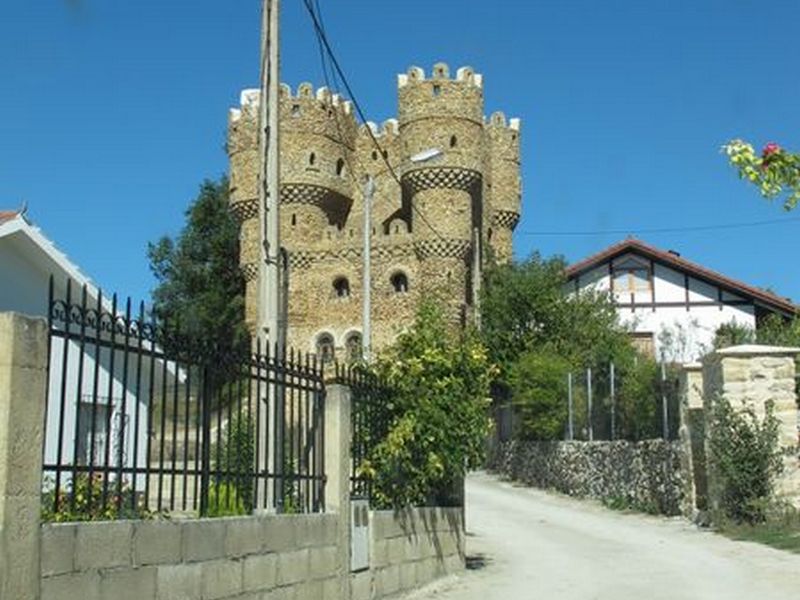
[364,301,495,508]
[713,321,756,349]
[205,481,247,517]
[509,351,570,440]
[41,473,150,522]
[708,396,783,523]
[213,411,255,511]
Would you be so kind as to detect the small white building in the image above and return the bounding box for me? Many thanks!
[0,209,151,489]
[566,238,797,362]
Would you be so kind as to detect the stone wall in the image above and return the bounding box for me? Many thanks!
[489,440,686,516]
[351,508,464,600]
[40,514,340,600]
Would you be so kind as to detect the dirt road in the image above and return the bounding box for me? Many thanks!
[404,471,800,600]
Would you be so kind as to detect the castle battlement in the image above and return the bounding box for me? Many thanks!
[228,62,523,356]
[397,63,483,88]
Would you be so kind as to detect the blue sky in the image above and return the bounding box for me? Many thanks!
[2,0,799,304]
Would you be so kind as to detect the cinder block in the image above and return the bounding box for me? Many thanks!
[225,516,265,557]
[182,519,225,562]
[262,585,297,600]
[297,579,324,599]
[320,515,338,546]
[370,539,389,568]
[400,561,416,590]
[387,538,408,564]
[375,565,401,597]
[41,524,76,577]
[322,576,341,600]
[243,552,277,592]
[350,571,372,600]
[41,571,100,600]
[415,559,435,587]
[134,520,182,566]
[74,521,133,571]
[263,516,299,552]
[444,553,465,574]
[276,549,310,585]
[156,563,202,600]
[201,558,243,600]
[99,567,157,600]
[309,545,338,578]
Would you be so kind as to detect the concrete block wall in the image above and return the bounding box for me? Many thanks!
[351,508,465,600]
[40,513,341,600]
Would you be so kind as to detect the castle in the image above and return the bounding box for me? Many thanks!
[227,63,521,360]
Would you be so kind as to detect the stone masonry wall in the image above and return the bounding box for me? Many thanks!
[489,440,686,516]
[40,514,341,600]
[351,508,464,600]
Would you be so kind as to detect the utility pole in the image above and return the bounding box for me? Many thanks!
[362,175,375,362]
[258,0,282,512]
[259,0,282,347]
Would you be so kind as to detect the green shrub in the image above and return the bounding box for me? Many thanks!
[509,351,570,440]
[708,396,783,523]
[41,473,150,522]
[206,481,246,517]
[213,411,255,511]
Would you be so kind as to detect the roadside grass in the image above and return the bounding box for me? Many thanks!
[715,508,800,554]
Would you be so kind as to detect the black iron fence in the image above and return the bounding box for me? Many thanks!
[336,364,393,505]
[42,277,326,520]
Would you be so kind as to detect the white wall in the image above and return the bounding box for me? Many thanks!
[572,255,756,362]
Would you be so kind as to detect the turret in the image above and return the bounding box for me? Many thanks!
[485,111,521,263]
[398,63,485,316]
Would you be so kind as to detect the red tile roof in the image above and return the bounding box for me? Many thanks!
[0,210,19,225]
[566,237,797,316]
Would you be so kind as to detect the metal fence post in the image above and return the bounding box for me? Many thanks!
[587,367,593,442]
[198,364,212,516]
[610,362,616,441]
[661,360,669,440]
[567,372,574,441]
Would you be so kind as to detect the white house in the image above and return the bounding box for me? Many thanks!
[566,238,797,362]
[0,209,151,491]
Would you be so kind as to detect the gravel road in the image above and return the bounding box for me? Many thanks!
[403,471,800,600]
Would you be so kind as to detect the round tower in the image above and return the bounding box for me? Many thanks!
[398,63,484,319]
[279,83,357,249]
[485,111,521,263]
[228,90,262,333]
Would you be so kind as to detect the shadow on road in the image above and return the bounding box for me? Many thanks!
[465,553,490,570]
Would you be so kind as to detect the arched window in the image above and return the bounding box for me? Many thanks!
[336,158,345,176]
[333,277,350,298]
[450,135,457,148]
[345,333,362,362]
[390,272,409,294]
[316,333,335,364]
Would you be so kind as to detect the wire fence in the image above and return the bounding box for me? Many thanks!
[494,361,681,444]
[42,277,326,520]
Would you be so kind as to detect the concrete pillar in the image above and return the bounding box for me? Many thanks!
[702,344,800,508]
[324,382,352,599]
[678,363,704,517]
[0,313,49,600]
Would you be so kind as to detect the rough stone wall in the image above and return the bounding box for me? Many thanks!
[40,514,341,600]
[489,440,686,516]
[350,508,465,600]
[228,62,522,359]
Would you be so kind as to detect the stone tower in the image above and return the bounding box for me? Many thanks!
[227,63,521,359]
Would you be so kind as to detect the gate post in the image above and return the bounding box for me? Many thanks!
[0,313,49,600]
[324,382,352,599]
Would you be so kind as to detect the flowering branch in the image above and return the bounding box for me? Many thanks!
[723,140,800,210]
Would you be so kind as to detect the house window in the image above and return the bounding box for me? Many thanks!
[630,332,655,358]
[612,258,651,295]
[390,272,409,293]
[333,277,350,298]
[345,333,362,362]
[76,397,128,467]
[316,334,335,363]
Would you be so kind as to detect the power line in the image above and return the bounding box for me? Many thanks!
[300,0,447,242]
[518,215,800,236]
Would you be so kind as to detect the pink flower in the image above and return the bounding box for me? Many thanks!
[762,142,781,157]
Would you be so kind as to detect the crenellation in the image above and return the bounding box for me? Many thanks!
[228,63,523,356]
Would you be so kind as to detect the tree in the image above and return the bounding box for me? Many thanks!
[723,140,800,209]
[480,252,635,383]
[362,301,495,508]
[148,176,247,363]
[509,351,570,441]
